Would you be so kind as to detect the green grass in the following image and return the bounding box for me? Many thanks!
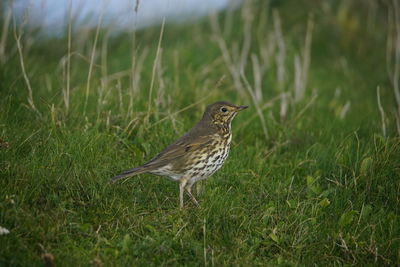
[1,0,400,265]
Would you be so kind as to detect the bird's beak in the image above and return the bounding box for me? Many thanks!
[236,105,248,111]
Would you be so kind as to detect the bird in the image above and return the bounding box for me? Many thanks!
[112,101,248,208]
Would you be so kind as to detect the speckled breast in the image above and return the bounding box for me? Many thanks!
[185,133,232,179]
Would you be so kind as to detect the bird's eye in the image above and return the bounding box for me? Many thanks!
[221,107,228,113]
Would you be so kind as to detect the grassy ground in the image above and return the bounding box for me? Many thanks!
[1,0,400,265]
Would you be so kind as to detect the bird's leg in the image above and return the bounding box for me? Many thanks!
[179,178,188,208]
[185,183,199,206]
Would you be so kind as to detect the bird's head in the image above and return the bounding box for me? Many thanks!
[202,101,248,129]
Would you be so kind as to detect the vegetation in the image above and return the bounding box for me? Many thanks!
[1,0,399,265]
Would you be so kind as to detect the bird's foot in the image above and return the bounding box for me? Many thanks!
[186,188,199,207]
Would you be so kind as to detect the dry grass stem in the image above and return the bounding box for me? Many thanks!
[339,101,351,120]
[251,54,263,103]
[149,92,213,129]
[145,18,166,124]
[127,47,148,119]
[294,14,313,102]
[84,7,104,114]
[236,94,281,131]
[101,31,109,81]
[240,72,269,139]
[13,13,40,116]
[273,10,286,91]
[64,0,73,113]
[290,93,317,124]
[210,13,245,95]
[239,1,252,73]
[376,86,387,137]
[155,48,166,108]
[280,92,289,121]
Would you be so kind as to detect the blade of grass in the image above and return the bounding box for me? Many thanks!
[84,6,104,114]
[145,18,166,125]
[13,11,41,116]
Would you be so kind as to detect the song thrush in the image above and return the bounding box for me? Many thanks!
[112,101,248,208]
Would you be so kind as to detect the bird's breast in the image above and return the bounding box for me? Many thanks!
[183,133,231,179]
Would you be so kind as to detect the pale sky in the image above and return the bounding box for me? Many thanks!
[9,0,241,35]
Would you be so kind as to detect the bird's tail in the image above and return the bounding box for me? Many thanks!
[111,166,148,182]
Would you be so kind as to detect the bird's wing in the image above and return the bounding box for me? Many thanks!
[142,134,213,169]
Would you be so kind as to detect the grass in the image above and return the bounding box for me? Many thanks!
[1,0,400,265]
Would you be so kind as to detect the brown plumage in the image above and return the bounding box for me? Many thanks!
[112,101,248,208]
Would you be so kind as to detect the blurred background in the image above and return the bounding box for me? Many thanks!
[9,0,241,35]
[1,0,399,265]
